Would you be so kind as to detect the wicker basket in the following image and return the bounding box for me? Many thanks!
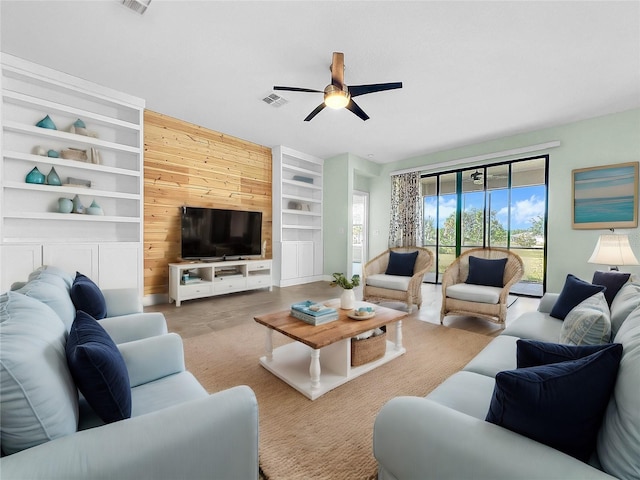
[351,327,386,367]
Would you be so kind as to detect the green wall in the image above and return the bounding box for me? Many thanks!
[324,108,640,292]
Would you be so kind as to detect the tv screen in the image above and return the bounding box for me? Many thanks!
[181,207,263,260]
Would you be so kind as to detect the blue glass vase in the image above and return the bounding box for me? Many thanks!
[25,167,46,184]
[47,167,62,186]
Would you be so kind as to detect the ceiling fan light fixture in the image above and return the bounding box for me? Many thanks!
[324,84,350,109]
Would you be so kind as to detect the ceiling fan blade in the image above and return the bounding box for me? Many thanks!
[349,82,403,97]
[304,103,326,122]
[345,99,369,121]
[331,52,345,89]
[273,86,322,93]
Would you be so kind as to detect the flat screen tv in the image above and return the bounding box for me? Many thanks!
[181,206,263,260]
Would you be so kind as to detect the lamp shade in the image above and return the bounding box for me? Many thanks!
[588,234,639,267]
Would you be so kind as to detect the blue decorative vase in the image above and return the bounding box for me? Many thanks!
[86,200,104,216]
[58,198,73,213]
[35,115,57,130]
[72,194,84,214]
[46,167,62,186]
[47,149,60,158]
[73,118,86,128]
[25,167,46,184]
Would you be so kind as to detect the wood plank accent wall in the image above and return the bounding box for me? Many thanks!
[143,110,272,296]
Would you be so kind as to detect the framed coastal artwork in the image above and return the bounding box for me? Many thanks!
[572,161,639,229]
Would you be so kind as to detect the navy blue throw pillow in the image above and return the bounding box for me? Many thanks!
[549,274,606,320]
[66,310,131,423]
[516,339,619,368]
[465,256,507,288]
[486,343,622,462]
[70,272,107,319]
[385,250,419,276]
[592,271,630,307]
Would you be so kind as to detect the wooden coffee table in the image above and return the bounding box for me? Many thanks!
[254,299,408,400]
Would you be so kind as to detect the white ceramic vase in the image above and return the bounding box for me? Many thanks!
[340,288,356,310]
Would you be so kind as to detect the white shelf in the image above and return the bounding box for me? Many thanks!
[282,209,321,217]
[282,163,322,177]
[282,193,321,204]
[4,181,140,200]
[282,178,322,190]
[4,122,140,154]
[3,151,140,177]
[3,90,141,132]
[4,212,140,223]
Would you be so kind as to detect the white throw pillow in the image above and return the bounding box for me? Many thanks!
[559,292,611,345]
[609,282,640,338]
[0,292,79,454]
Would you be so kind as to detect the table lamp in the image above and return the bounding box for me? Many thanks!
[588,234,639,271]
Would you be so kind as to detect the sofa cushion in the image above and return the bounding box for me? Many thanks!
[609,282,640,337]
[466,256,507,288]
[550,274,605,320]
[486,343,622,462]
[70,272,107,320]
[365,273,411,292]
[592,270,630,307]
[559,291,611,346]
[0,292,79,454]
[427,371,496,421]
[517,339,617,368]
[597,305,640,478]
[16,278,75,331]
[445,283,501,304]
[66,310,131,423]
[463,335,518,378]
[385,250,418,276]
[501,310,564,342]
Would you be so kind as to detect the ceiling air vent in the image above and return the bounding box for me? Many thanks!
[121,0,151,15]
[262,93,288,107]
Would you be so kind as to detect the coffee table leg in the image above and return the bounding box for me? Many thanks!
[310,349,321,390]
[395,320,403,351]
[265,329,273,362]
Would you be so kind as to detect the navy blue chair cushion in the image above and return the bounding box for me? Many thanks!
[516,338,619,368]
[592,271,630,307]
[465,256,507,288]
[70,272,107,320]
[549,274,605,320]
[486,343,622,461]
[66,310,131,423]
[385,250,419,276]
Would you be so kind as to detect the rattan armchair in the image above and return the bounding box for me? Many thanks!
[440,247,524,327]
[363,247,434,311]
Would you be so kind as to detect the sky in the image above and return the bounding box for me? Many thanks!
[424,185,546,230]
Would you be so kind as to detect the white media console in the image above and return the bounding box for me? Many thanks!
[168,259,272,306]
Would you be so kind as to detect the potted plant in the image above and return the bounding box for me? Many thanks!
[330,273,360,309]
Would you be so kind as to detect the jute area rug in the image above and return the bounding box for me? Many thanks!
[183,318,492,480]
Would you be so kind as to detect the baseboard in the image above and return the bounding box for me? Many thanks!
[143,293,169,306]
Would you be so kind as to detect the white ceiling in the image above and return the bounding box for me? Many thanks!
[1,1,639,164]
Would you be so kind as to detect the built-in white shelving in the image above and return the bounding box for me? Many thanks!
[0,53,145,293]
[272,145,324,287]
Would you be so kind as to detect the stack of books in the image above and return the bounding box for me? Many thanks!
[290,301,339,326]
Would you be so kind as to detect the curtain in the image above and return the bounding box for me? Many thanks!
[388,172,423,247]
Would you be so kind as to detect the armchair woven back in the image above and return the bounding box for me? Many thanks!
[363,246,434,311]
[440,247,524,326]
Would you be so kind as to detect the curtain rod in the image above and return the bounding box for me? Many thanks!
[389,141,561,176]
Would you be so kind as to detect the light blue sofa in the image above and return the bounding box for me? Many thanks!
[1,266,259,479]
[374,282,640,480]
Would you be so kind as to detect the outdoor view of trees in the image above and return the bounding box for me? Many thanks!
[423,177,546,287]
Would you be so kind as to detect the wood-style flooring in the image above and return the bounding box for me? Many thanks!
[146,282,540,339]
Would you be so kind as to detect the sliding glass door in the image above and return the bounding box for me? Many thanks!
[422,156,548,296]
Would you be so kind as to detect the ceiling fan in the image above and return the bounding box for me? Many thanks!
[273,52,402,122]
[466,170,508,185]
